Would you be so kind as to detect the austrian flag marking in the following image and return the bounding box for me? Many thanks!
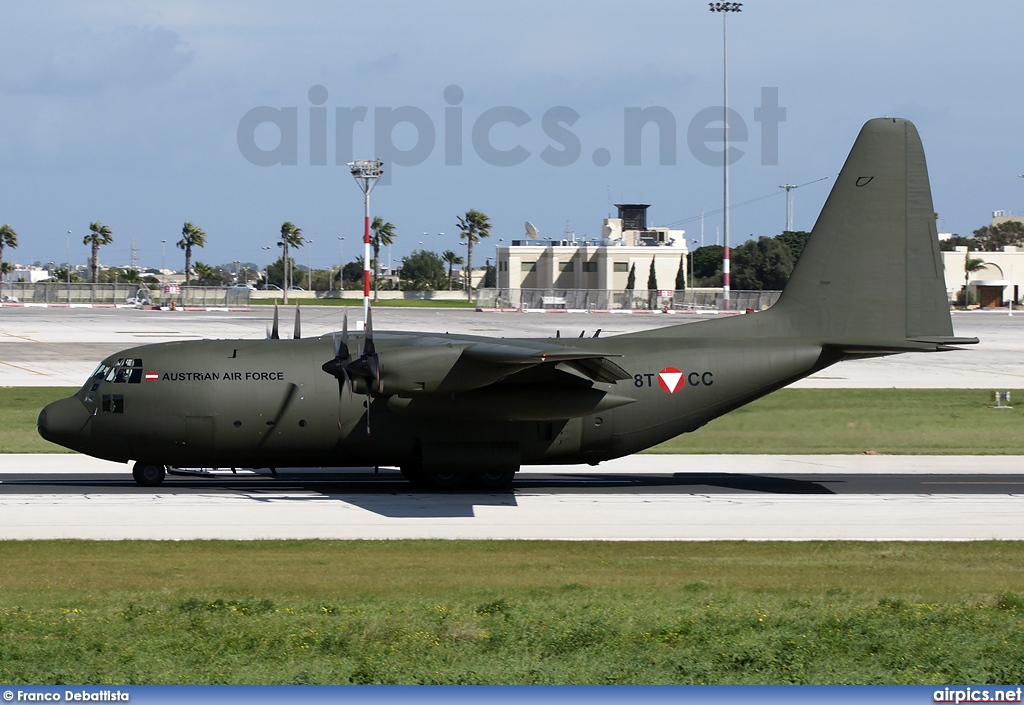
[657,367,684,394]
[145,372,159,381]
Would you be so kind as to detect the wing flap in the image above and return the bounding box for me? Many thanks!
[462,342,629,383]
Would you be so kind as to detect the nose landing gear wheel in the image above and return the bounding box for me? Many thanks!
[132,461,167,486]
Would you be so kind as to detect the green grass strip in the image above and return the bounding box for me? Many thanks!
[10,387,1022,455]
[0,540,1022,684]
[649,388,1023,455]
[0,387,76,453]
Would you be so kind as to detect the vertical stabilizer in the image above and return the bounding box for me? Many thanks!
[770,118,958,345]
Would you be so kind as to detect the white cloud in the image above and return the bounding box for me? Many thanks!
[0,25,194,95]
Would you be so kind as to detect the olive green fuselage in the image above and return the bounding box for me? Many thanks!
[41,325,835,470]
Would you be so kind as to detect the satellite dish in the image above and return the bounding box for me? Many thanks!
[524,221,539,240]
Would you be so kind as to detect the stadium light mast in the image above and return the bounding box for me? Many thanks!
[779,183,796,231]
[709,1,742,307]
[348,159,383,325]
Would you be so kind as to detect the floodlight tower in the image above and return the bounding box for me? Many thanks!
[779,183,796,232]
[348,159,384,324]
[709,1,742,306]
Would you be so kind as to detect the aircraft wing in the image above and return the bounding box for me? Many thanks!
[379,339,634,421]
[461,342,631,383]
[368,336,632,398]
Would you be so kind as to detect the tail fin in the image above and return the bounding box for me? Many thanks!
[770,118,974,350]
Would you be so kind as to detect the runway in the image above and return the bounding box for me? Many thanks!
[2,454,1022,540]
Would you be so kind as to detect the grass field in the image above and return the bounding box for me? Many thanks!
[0,540,1021,684]
[0,387,76,453]
[8,387,1021,455]
[250,297,477,308]
[650,388,1023,455]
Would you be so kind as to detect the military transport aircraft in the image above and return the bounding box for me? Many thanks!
[38,118,976,489]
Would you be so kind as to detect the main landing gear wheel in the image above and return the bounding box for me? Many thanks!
[401,464,466,489]
[400,464,428,487]
[425,469,466,489]
[471,468,517,490]
[132,461,166,487]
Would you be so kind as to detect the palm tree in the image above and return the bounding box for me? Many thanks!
[278,222,304,303]
[83,222,113,283]
[370,217,396,301]
[963,254,987,308]
[441,250,464,291]
[0,224,17,291]
[456,209,491,300]
[177,222,206,287]
[194,262,215,286]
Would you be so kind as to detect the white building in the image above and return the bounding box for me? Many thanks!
[10,268,51,283]
[497,204,687,291]
[942,246,1022,306]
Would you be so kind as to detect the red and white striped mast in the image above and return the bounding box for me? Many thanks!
[348,159,383,326]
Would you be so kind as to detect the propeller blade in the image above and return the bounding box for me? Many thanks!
[336,371,352,430]
[363,307,375,357]
[257,382,298,447]
[271,303,280,340]
[365,391,372,437]
[293,303,301,340]
[341,314,349,358]
[342,379,350,430]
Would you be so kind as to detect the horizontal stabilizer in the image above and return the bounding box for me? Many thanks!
[825,335,979,355]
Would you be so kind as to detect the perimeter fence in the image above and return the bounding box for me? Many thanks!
[0,282,251,307]
[475,288,781,311]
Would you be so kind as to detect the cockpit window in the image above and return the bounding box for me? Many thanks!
[113,368,143,384]
[99,359,144,384]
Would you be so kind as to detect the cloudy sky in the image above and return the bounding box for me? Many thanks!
[2,1,1023,272]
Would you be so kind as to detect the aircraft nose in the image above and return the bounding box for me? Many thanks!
[37,396,91,450]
